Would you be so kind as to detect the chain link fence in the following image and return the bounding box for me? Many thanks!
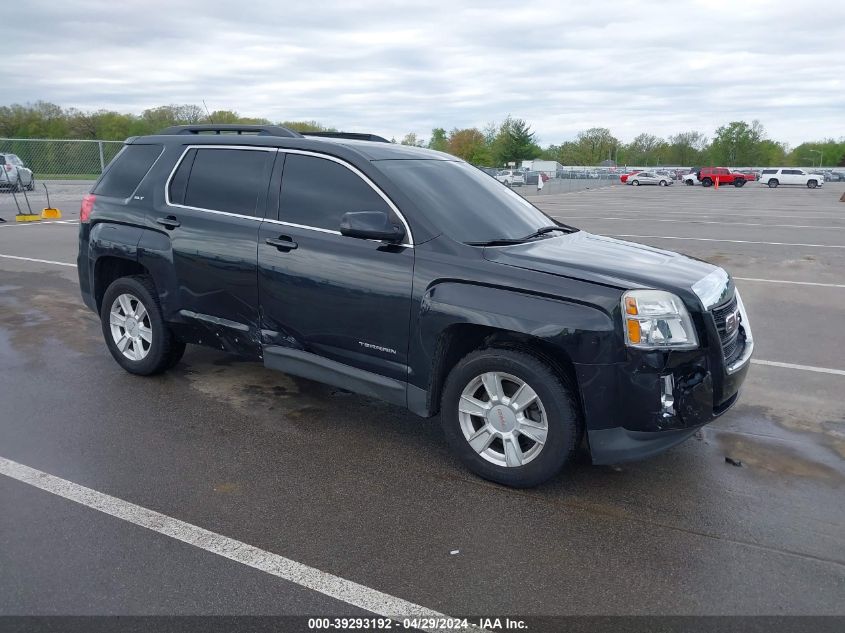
[0,138,124,180]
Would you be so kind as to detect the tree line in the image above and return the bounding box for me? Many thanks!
[1,101,843,168]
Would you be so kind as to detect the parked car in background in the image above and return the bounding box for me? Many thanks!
[0,153,35,191]
[496,169,525,187]
[627,171,673,186]
[759,168,825,189]
[524,171,551,185]
[619,170,642,183]
[698,167,746,187]
[683,171,700,186]
[823,171,845,182]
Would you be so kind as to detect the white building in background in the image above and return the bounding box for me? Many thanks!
[521,159,563,175]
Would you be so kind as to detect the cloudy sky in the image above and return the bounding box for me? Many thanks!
[6,0,844,146]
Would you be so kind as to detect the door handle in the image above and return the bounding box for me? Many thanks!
[156,216,181,229]
[265,236,298,252]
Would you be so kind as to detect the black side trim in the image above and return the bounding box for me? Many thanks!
[264,346,408,409]
[179,310,250,332]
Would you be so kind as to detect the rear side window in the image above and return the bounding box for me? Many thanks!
[762,169,777,174]
[279,154,391,231]
[176,148,272,217]
[94,144,163,198]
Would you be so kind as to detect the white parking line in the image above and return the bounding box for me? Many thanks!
[609,235,845,249]
[0,456,480,632]
[735,277,845,288]
[559,217,845,230]
[0,219,79,228]
[0,254,77,267]
[752,360,845,376]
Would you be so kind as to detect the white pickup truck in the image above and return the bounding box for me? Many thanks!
[496,169,525,187]
[759,168,825,189]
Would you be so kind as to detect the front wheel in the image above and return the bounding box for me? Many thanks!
[685,180,694,186]
[807,180,818,189]
[100,275,185,375]
[768,179,779,188]
[701,178,713,187]
[440,348,580,487]
[659,180,667,186]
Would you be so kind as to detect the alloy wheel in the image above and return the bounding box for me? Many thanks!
[458,371,549,467]
[109,293,152,361]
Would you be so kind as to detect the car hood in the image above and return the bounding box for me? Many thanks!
[483,231,729,309]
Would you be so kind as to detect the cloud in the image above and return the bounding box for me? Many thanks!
[5,0,844,145]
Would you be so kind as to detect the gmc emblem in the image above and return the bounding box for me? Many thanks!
[725,310,740,335]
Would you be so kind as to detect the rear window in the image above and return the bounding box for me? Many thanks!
[94,144,163,198]
[176,148,272,217]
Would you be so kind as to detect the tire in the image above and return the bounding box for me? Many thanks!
[701,178,713,187]
[807,180,817,189]
[100,275,184,375]
[631,180,640,186]
[440,348,580,487]
[768,179,779,188]
[734,179,745,187]
[26,178,35,191]
[685,180,694,186]
[659,180,667,186]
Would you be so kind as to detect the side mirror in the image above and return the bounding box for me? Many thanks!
[339,211,404,243]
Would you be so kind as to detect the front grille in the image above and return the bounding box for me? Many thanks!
[711,295,744,365]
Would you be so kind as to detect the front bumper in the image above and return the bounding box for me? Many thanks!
[577,333,751,465]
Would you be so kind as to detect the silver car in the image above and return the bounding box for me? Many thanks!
[0,153,35,191]
[626,171,673,186]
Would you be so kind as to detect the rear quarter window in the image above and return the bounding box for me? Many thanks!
[93,144,164,198]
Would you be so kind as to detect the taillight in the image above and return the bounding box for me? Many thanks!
[80,194,96,223]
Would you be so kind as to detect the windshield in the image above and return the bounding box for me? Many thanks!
[376,160,557,243]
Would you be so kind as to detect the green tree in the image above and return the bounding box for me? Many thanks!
[571,127,619,165]
[491,116,539,165]
[666,131,708,166]
[428,128,448,152]
[400,132,422,146]
[446,128,490,164]
[710,120,767,166]
[624,133,669,166]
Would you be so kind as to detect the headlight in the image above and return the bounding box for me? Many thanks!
[622,290,698,350]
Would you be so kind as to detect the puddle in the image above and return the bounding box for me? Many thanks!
[715,431,844,485]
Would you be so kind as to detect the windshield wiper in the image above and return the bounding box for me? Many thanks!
[465,238,528,246]
[466,224,579,247]
[520,224,579,240]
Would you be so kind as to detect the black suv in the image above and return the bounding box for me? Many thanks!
[78,125,753,487]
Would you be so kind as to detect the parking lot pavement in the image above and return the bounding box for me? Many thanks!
[1,180,844,624]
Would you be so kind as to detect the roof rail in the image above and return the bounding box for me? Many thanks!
[158,124,303,138]
[302,131,390,143]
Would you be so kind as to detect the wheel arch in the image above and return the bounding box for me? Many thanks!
[93,255,151,312]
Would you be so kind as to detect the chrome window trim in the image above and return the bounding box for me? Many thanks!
[277,148,414,247]
[163,144,414,247]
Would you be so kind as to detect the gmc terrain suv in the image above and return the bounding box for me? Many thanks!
[78,125,753,487]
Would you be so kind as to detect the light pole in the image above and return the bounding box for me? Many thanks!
[808,149,823,169]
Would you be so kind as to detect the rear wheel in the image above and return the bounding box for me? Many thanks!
[768,179,779,188]
[685,179,694,186]
[100,275,185,375]
[440,348,580,487]
[734,179,745,187]
[807,180,818,189]
[701,178,713,187]
[631,180,640,186]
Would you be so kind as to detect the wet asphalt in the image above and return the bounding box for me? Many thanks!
[0,180,843,621]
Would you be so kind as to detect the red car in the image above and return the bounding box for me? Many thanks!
[698,167,747,187]
[619,170,642,183]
